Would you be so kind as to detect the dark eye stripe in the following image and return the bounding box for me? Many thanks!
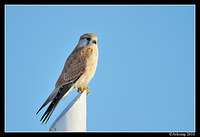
[87,37,91,41]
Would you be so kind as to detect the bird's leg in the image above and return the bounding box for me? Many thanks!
[77,86,84,93]
[77,86,90,95]
[83,86,90,96]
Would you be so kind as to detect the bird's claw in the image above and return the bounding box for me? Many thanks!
[77,86,90,96]
[77,86,83,93]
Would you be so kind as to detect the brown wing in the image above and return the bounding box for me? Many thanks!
[55,46,93,88]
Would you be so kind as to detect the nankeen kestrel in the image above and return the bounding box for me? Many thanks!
[36,33,98,124]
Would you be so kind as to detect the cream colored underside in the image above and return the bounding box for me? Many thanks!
[74,46,98,88]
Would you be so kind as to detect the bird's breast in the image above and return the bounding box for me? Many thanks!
[74,45,98,88]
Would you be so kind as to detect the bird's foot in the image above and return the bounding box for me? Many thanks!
[77,86,83,93]
[77,86,90,96]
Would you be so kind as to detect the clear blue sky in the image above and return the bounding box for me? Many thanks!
[5,5,195,132]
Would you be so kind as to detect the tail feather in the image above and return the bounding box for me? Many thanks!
[40,83,73,124]
[36,88,59,115]
[36,73,83,124]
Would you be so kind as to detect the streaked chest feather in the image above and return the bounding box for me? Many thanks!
[74,45,98,87]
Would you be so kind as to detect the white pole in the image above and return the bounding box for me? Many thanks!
[49,90,86,132]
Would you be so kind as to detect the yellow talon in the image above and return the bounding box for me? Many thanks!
[77,86,90,95]
[86,90,90,96]
[77,86,84,93]
[83,86,90,96]
[83,86,88,90]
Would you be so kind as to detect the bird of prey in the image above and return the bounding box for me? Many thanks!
[36,33,98,124]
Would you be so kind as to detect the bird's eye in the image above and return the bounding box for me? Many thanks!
[92,40,97,44]
[87,38,91,41]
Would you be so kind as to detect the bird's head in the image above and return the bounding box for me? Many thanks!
[78,33,98,47]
